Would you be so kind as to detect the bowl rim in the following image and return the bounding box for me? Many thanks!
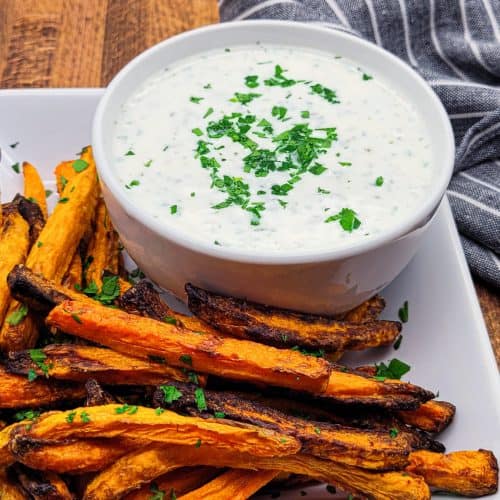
[92,19,455,265]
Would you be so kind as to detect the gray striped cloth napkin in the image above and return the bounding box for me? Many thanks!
[220,0,500,288]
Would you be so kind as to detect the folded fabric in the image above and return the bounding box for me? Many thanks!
[220,0,500,288]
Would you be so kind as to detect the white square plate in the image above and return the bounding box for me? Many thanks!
[0,89,498,499]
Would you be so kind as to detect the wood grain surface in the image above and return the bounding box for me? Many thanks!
[0,0,498,365]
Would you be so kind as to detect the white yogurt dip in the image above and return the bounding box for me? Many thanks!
[112,44,433,252]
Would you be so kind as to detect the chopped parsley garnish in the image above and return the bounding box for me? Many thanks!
[60,175,68,190]
[374,358,411,381]
[27,369,37,382]
[82,275,120,305]
[190,96,204,103]
[203,107,214,119]
[214,412,225,419]
[190,192,196,197]
[264,64,298,87]
[125,149,135,156]
[192,128,203,136]
[45,189,53,197]
[399,300,409,323]
[324,208,361,232]
[29,349,52,378]
[278,199,288,208]
[115,404,139,415]
[72,159,89,172]
[161,385,183,404]
[170,204,178,215]
[149,482,166,500]
[309,163,327,175]
[363,73,373,81]
[58,197,70,203]
[10,141,19,148]
[15,409,40,424]
[66,411,77,423]
[393,335,403,350]
[163,316,178,325]
[71,313,82,324]
[314,427,321,435]
[317,187,331,194]
[310,83,340,104]
[128,179,140,188]
[80,411,91,423]
[245,75,259,88]
[203,83,212,89]
[194,387,207,411]
[229,92,262,105]
[162,144,169,151]
[155,407,164,416]
[338,161,352,167]
[389,427,399,438]
[195,438,202,448]
[271,105,287,121]
[301,110,310,118]
[375,176,384,186]
[271,183,293,196]
[179,354,192,366]
[6,304,28,326]
[144,159,153,167]
[37,241,43,248]
[224,48,230,52]
[291,345,325,358]
[214,240,221,246]
[11,162,20,174]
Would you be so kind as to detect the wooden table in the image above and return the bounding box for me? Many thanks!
[0,0,498,365]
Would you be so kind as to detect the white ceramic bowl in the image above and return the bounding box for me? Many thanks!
[92,20,454,314]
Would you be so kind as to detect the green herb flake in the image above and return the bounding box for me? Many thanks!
[280,438,287,444]
[190,192,196,197]
[45,189,53,198]
[339,161,352,167]
[363,73,373,81]
[144,159,153,167]
[324,208,361,232]
[161,385,183,404]
[163,316,178,325]
[393,335,403,350]
[310,83,340,104]
[27,369,37,382]
[6,304,28,326]
[10,142,19,148]
[245,75,259,88]
[375,176,384,186]
[314,427,321,435]
[278,199,288,208]
[264,64,298,87]
[15,409,40,422]
[36,241,43,248]
[11,162,20,174]
[125,149,135,156]
[214,412,225,419]
[66,411,77,424]
[29,349,52,378]
[192,128,203,137]
[149,482,166,500]
[82,275,120,305]
[375,358,411,380]
[301,110,310,118]
[214,240,221,246]
[398,300,409,323]
[195,438,202,448]
[317,187,331,194]
[203,83,212,89]
[179,354,192,366]
[190,96,204,103]
[71,313,82,324]
[389,427,399,439]
[80,411,91,423]
[58,197,70,203]
[194,387,207,411]
[309,163,327,175]
[271,105,287,121]
[170,204,178,215]
[229,92,262,105]
[60,176,68,190]
[155,407,165,416]
[203,107,214,119]
[72,159,89,173]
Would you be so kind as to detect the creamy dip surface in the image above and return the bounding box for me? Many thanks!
[112,44,433,252]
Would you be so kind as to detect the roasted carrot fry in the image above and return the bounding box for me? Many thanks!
[10,435,144,474]
[23,162,48,219]
[179,469,279,500]
[14,463,73,500]
[84,444,430,500]
[0,424,16,467]
[11,194,45,246]
[84,199,120,289]
[0,365,85,409]
[118,280,222,336]
[123,467,220,500]
[54,160,77,195]
[153,382,412,470]
[6,344,204,386]
[61,253,83,290]
[0,151,98,351]
[338,295,386,323]
[47,300,331,395]
[13,405,300,458]
[0,211,30,330]
[0,468,26,500]
[186,283,401,352]
[398,400,456,433]
[407,450,498,497]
